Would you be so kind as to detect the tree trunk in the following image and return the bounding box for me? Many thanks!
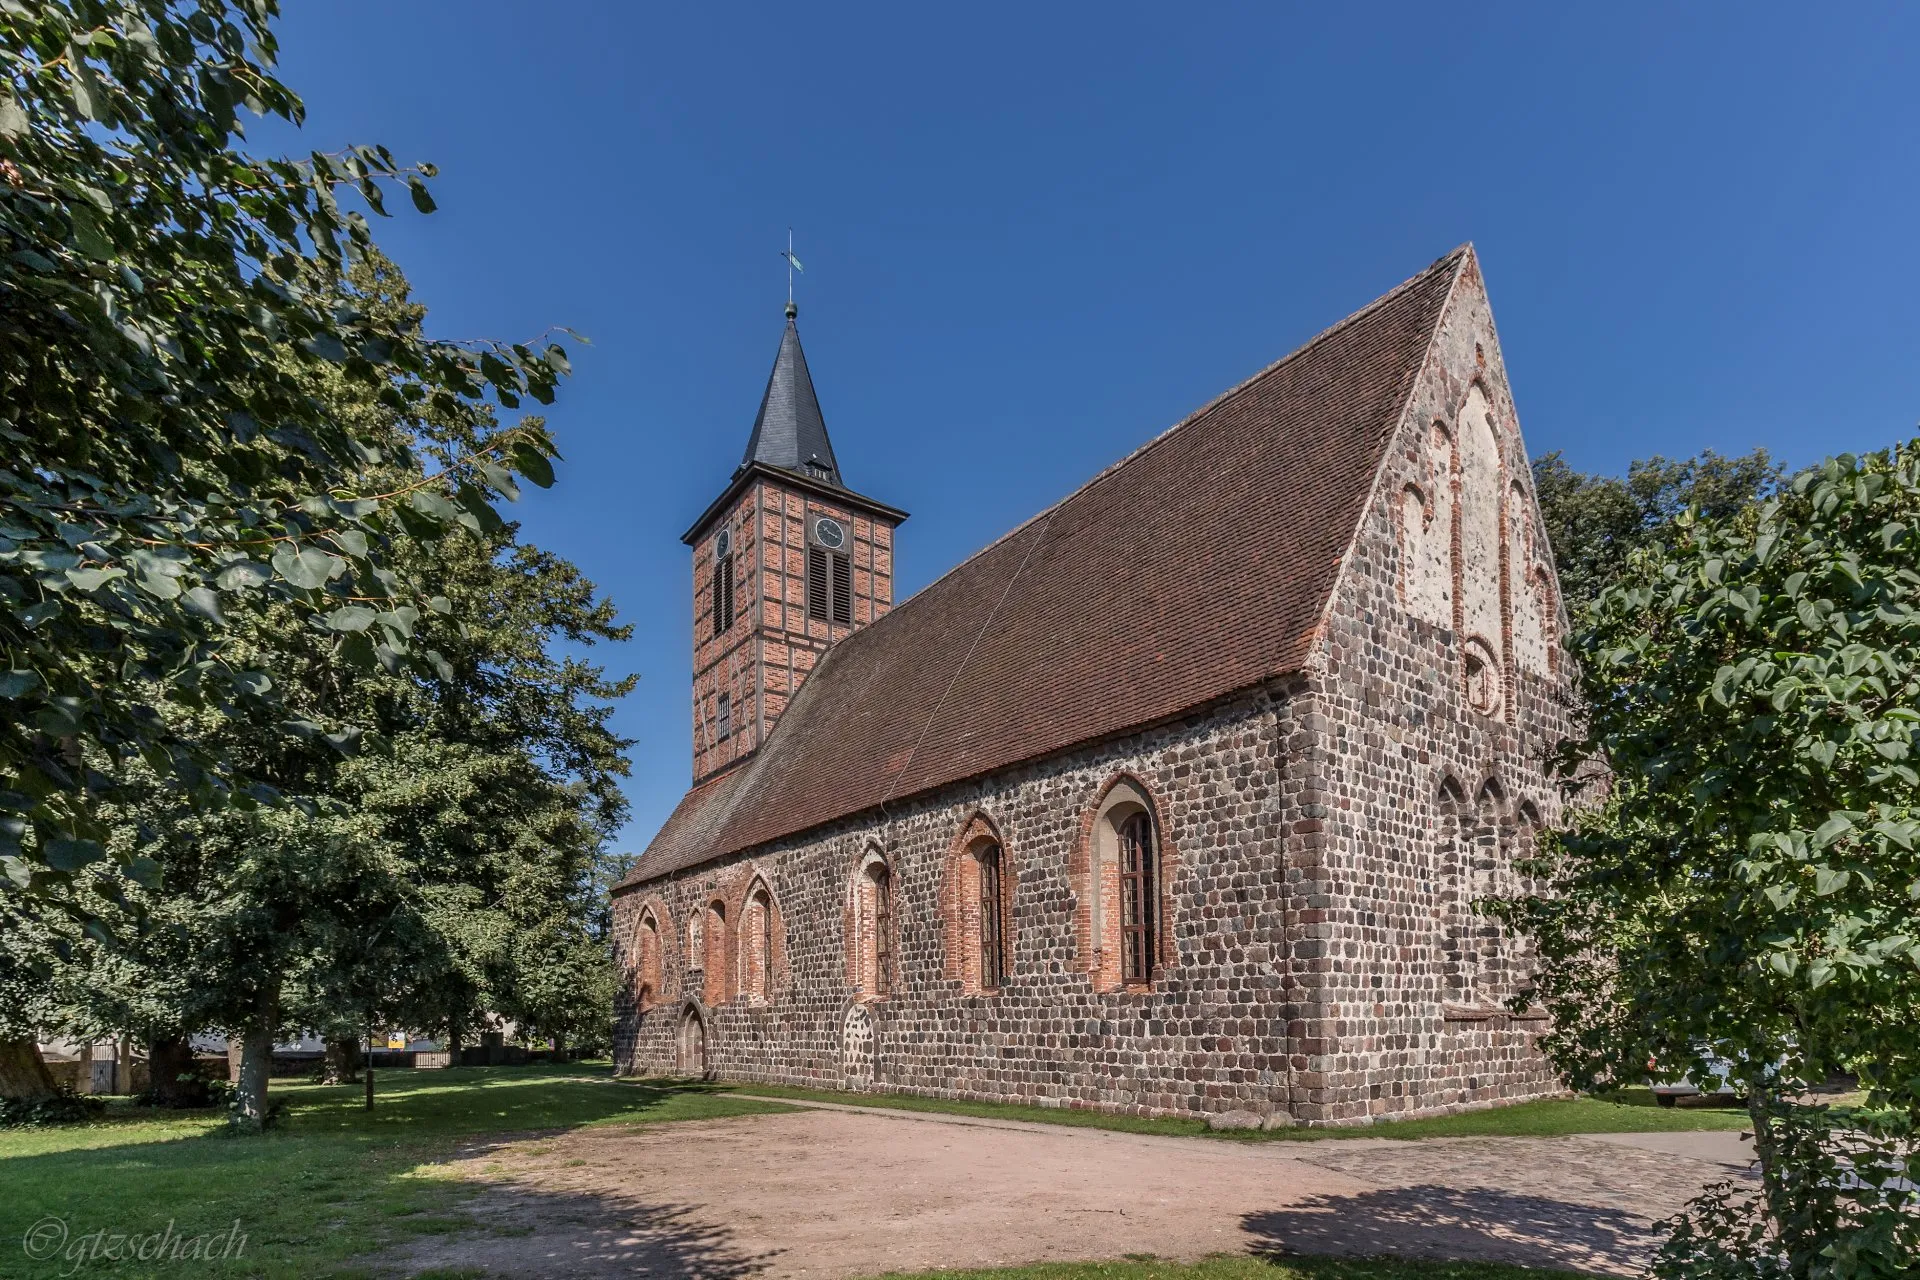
[320,1037,361,1084]
[0,1038,55,1101]
[446,1013,464,1068]
[230,1024,274,1130]
[1745,1088,1810,1275]
[146,1035,210,1108]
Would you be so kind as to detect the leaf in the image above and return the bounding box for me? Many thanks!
[1812,814,1855,848]
[0,90,25,139]
[325,605,377,632]
[44,838,106,873]
[511,443,555,489]
[123,857,162,889]
[216,560,272,591]
[407,489,461,524]
[478,462,520,502]
[331,529,370,558]
[0,670,40,698]
[65,566,125,590]
[1812,865,1850,896]
[339,630,377,670]
[70,203,112,261]
[427,649,455,681]
[271,545,340,590]
[181,586,224,624]
[406,174,436,214]
[230,670,272,697]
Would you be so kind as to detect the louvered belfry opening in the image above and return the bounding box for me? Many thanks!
[1120,811,1157,984]
[711,548,734,637]
[808,545,853,625]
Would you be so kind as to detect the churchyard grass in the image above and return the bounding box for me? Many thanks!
[0,1062,790,1279]
[866,1255,1586,1279]
[729,1081,1753,1140]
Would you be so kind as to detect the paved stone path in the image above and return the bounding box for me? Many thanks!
[396,1098,1755,1278]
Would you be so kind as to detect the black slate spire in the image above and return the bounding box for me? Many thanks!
[741,303,842,488]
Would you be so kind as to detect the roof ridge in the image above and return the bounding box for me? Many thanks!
[800,246,1473,646]
[624,246,1477,883]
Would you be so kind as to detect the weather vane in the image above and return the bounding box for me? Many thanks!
[780,228,804,312]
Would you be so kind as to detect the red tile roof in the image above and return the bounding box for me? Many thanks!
[619,248,1469,890]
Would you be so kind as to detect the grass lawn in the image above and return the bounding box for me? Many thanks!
[0,1062,790,1279]
[731,1080,1753,1141]
[867,1255,1585,1279]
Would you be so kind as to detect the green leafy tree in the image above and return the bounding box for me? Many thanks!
[1498,447,1920,1277]
[1534,448,1783,609]
[0,0,575,901]
[1,244,627,1124]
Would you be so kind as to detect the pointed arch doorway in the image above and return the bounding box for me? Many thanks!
[677,1005,708,1078]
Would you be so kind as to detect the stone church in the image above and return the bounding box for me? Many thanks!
[612,246,1572,1126]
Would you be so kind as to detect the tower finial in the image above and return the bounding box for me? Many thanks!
[780,227,804,314]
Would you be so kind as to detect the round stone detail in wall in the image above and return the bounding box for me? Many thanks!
[842,1004,876,1092]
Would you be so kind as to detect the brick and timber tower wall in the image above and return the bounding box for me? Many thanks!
[690,475,898,782]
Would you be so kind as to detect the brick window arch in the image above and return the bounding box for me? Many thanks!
[635,903,668,1011]
[702,899,729,1007]
[941,813,1013,995]
[847,846,897,1000]
[1074,775,1175,993]
[737,878,781,1005]
[1435,774,1472,1002]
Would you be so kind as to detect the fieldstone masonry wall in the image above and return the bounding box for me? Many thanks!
[617,687,1318,1118]
[616,256,1574,1125]
[1304,253,1573,1123]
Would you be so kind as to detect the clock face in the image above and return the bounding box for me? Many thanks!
[814,517,846,550]
[714,528,732,559]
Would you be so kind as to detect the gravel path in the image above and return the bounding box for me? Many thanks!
[396,1101,1753,1278]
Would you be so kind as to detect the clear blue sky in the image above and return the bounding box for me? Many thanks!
[260,3,1918,854]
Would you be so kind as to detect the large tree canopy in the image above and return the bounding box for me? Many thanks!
[0,252,630,1124]
[1500,446,1920,1277]
[1532,447,1782,609]
[0,0,574,895]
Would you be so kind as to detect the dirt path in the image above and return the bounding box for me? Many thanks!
[396,1102,1749,1278]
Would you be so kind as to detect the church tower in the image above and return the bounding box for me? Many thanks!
[683,303,908,782]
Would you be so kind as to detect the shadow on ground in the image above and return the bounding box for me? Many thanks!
[399,1136,779,1279]
[1243,1184,1659,1277]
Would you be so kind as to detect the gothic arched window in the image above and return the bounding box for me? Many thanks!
[977,841,1006,991]
[849,852,894,999]
[636,907,664,1010]
[1119,813,1158,984]
[1078,777,1169,992]
[739,882,776,1003]
[702,901,728,1006]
